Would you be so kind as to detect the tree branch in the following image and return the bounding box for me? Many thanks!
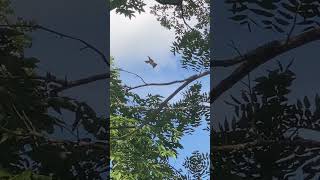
[155,0,182,6]
[212,138,320,151]
[0,24,110,66]
[157,71,209,111]
[0,127,107,151]
[210,27,320,103]
[211,58,245,67]
[128,77,191,91]
[117,68,147,85]
[0,72,109,93]
[50,73,110,93]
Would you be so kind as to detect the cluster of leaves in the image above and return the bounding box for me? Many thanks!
[182,151,210,179]
[110,59,209,179]
[0,1,109,179]
[0,169,52,180]
[212,63,320,179]
[227,0,320,33]
[110,0,146,19]
[0,39,108,179]
[149,0,210,72]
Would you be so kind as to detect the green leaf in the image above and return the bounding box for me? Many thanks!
[275,17,290,26]
[0,133,9,144]
[250,8,274,17]
[257,1,277,10]
[230,15,247,21]
[277,10,294,19]
[0,169,11,178]
[230,95,241,104]
[304,96,310,109]
[315,94,320,108]
[297,99,303,109]
[272,24,285,33]
[241,92,250,102]
[10,171,32,180]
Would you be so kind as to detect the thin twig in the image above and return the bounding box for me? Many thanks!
[179,2,195,31]
[128,78,188,91]
[286,2,301,43]
[117,68,147,84]
[0,24,110,66]
[227,40,243,58]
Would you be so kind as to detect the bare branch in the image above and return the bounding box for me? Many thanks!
[51,73,109,93]
[116,68,147,85]
[210,27,320,103]
[0,24,110,66]
[128,77,188,91]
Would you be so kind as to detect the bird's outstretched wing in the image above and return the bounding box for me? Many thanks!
[145,56,157,68]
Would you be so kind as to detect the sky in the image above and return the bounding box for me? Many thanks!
[111,1,210,173]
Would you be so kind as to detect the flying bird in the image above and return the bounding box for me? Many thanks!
[145,56,157,68]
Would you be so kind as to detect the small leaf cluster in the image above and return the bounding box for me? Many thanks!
[227,0,320,33]
[212,62,320,179]
[150,0,210,72]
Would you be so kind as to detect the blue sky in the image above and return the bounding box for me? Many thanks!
[111,2,210,173]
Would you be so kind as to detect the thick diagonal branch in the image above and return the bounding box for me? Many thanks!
[50,73,110,93]
[210,27,320,103]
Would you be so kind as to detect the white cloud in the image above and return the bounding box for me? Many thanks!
[110,4,177,71]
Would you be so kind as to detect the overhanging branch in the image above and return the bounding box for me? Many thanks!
[51,73,110,93]
[210,27,320,103]
[0,24,110,66]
